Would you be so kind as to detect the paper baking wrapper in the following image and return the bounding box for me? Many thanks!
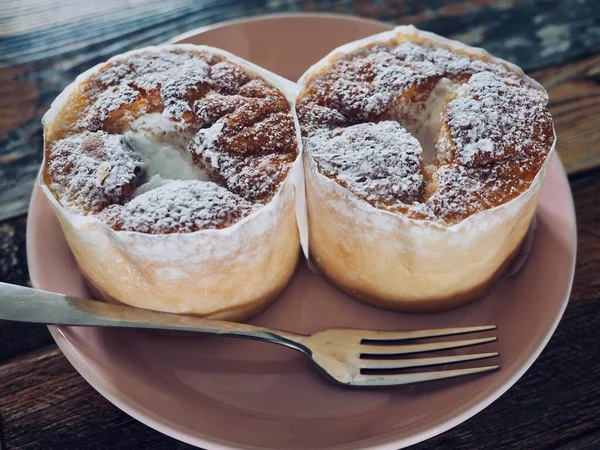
[40,45,308,320]
[298,26,556,311]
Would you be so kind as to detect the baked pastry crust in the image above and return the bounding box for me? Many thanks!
[40,45,303,320]
[297,26,555,311]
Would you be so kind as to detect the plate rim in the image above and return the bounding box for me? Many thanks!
[26,13,578,450]
[166,12,394,47]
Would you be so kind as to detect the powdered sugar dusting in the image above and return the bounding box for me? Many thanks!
[298,36,553,225]
[92,50,214,122]
[203,121,225,149]
[190,129,295,202]
[445,71,551,167]
[47,131,144,213]
[46,47,298,233]
[99,180,256,233]
[189,79,298,202]
[307,121,423,209]
[409,165,484,222]
[408,162,531,223]
[298,40,512,130]
[92,84,140,122]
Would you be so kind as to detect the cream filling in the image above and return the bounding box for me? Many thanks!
[412,78,465,164]
[124,114,211,197]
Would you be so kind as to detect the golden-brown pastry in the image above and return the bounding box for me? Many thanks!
[297,26,555,312]
[41,45,303,321]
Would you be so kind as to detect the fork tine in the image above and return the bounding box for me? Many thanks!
[360,336,497,356]
[351,365,500,386]
[360,325,496,342]
[360,352,498,370]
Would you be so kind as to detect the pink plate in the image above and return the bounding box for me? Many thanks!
[26,13,577,450]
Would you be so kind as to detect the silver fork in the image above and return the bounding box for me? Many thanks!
[0,282,498,387]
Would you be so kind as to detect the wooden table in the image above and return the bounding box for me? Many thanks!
[1,1,600,448]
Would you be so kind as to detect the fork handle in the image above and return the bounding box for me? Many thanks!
[0,283,308,352]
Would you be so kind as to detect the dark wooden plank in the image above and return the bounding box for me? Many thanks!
[0,1,599,448]
[0,216,28,287]
[0,297,598,449]
[0,215,54,362]
[2,0,600,220]
[0,169,597,447]
[416,298,600,450]
[568,170,600,304]
[0,169,595,448]
[0,346,191,450]
[553,428,600,449]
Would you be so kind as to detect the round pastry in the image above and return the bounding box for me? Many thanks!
[297,26,555,312]
[41,45,303,321]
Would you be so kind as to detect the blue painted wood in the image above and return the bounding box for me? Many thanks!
[0,4,600,449]
[1,0,599,219]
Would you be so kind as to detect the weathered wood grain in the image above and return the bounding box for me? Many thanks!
[418,299,600,450]
[0,166,598,447]
[1,0,600,220]
[0,296,598,450]
[554,429,600,449]
[568,171,600,305]
[0,216,28,287]
[532,53,600,174]
[1,1,600,449]
[0,215,55,363]
[0,347,191,450]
